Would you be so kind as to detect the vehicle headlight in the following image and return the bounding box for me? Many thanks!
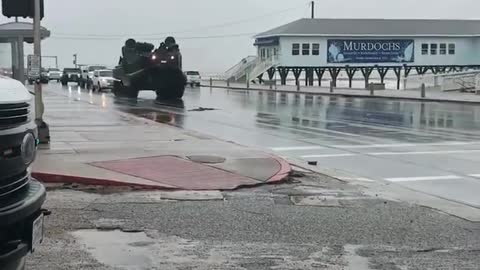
[21,133,36,165]
[152,55,157,60]
[171,56,175,60]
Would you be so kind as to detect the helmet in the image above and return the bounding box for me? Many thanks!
[125,38,136,48]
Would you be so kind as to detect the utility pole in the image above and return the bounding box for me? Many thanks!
[311,1,315,19]
[33,0,49,144]
[73,54,78,68]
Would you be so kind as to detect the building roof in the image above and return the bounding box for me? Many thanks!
[0,22,50,43]
[255,18,480,38]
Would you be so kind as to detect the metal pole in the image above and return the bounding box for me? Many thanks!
[274,67,278,90]
[311,1,315,19]
[370,84,374,96]
[10,40,18,80]
[34,0,50,144]
[330,80,334,93]
[421,83,426,98]
[17,37,25,84]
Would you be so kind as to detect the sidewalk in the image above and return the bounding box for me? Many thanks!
[32,87,290,190]
[204,80,480,104]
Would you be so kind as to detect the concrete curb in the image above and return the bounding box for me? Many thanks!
[32,172,173,190]
[267,155,292,183]
[32,155,292,190]
[202,84,480,105]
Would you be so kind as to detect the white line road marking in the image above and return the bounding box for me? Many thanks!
[369,149,480,156]
[385,175,463,182]
[272,146,324,151]
[339,177,375,182]
[333,141,474,149]
[301,153,356,158]
[271,141,477,152]
[468,174,480,178]
[302,149,480,159]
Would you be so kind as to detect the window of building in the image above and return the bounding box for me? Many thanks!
[449,43,456,55]
[302,43,310,55]
[430,43,437,55]
[440,43,447,55]
[421,44,429,55]
[292,43,300,55]
[312,43,320,55]
[260,48,265,59]
[273,47,278,56]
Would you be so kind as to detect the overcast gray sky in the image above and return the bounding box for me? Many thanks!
[1,0,479,73]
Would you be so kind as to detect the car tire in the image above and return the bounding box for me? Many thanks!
[113,81,138,98]
[2,256,26,270]
[97,83,102,92]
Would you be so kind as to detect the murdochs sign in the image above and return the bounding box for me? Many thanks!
[327,39,414,63]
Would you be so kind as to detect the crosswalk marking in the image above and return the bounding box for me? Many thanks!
[272,146,324,151]
[301,149,480,159]
[271,141,478,152]
[385,175,463,182]
[301,153,356,158]
[369,149,480,156]
[339,177,375,182]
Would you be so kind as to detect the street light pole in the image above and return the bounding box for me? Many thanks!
[33,0,49,144]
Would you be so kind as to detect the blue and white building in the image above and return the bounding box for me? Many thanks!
[231,18,480,89]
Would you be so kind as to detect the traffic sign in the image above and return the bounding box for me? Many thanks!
[27,54,41,78]
[2,0,44,19]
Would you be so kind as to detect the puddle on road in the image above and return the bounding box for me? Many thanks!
[72,230,157,269]
[72,229,373,270]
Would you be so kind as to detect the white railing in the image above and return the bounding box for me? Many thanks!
[440,71,479,91]
[247,56,279,82]
[223,56,257,81]
[402,70,480,91]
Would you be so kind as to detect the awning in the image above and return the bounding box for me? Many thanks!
[254,37,279,46]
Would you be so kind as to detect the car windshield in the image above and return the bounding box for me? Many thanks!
[99,71,113,77]
[89,66,107,71]
[64,68,81,73]
[186,71,200,75]
[49,68,60,72]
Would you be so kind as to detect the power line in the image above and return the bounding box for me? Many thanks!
[50,32,258,41]
[52,4,305,38]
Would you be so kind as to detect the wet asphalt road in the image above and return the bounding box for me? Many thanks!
[52,83,480,209]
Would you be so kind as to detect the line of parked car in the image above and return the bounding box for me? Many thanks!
[27,65,203,92]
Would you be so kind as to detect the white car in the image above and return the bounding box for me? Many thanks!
[185,71,201,87]
[92,69,117,92]
[0,75,47,270]
[47,68,62,82]
[80,65,107,88]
